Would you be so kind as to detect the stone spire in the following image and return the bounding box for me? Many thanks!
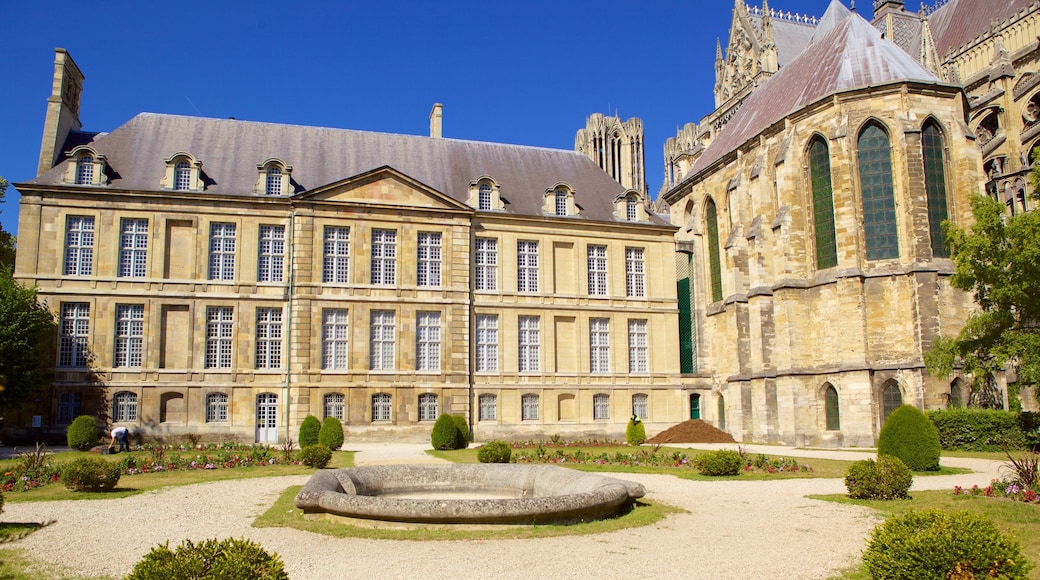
[918,11,942,79]
[715,38,725,96]
[759,0,778,74]
[988,33,1016,81]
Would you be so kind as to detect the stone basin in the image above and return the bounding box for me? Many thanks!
[294,464,646,524]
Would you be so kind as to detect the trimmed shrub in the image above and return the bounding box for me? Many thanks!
[697,449,743,476]
[477,441,512,463]
[878,405,941,471]
[626,417,646,446]
[863,509,1032,579]
[318,416,344,450]
[299,444,332,469]
[927,408,1027,451]
[844,456,913,500]
[126,537,288,580]
[451,415,471,446]
[61,457,121,492]
[431,414,461,450]
[298,415,321,448]
[66,415,99,451]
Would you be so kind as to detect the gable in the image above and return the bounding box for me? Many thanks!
[300,167,471,213]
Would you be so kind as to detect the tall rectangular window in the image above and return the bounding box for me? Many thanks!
[321,309,349,370]
[370,310,395,370]
[587,245,608,296]
[419,393,438,421]
[417,232,442,287]
[626,197,638,221]
[626,248,645,297]
[118,218,149,278]
[59,303,90,367]
[590,318,610,373]
[478,183,492,210]
[517,241,539,292]
[475,314,498,372]
[257,225,285,282]
[593,393,610,420]
[475,238,497,291]
[518,315,540,373]
[208,223,236,281]
[255,307,282,369]
[371,229,397,285]
[205,306,234,368]
[478,394,497,421]
[416,311,441,371]
[372,393,392,422]
[64,216,94,276]
[628,319,648,374]
[322,226,350,283]
[632,393,649,420]
[521,393,539,421]
[114,304,144,368]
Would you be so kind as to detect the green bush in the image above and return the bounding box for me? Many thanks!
[66,415,99,451]
[299,444,332,469]
[451,415,471,446]
[863,509,1032,579]
[317,416,344,450]
[61,457,121,492]
[927,408,1027,451]
[431,414,463,450]
[878,405,941,471]
[298,415,321,448]
[626,416,646,446]
[125,537,288,580]
[843,456,913,500]
[477,441,512,463]
[697,449,743,476]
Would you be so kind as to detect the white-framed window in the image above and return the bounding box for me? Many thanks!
[114,304,144,368]
[205,306,234,369]
[632,393,649,420]
[174,161,192,191]
[372,393,392,422]
[118,218,149,278]
[322,226,350,284]
[475,238,497,291]
[555,189,568,216]
[206,392,228,422]
[57,392,82,424]
[417,232,442,287]
[521,393,539,421]
[475,314,498,372]
[265,167,282,196]
[255,307,282,369]
[626,197,638,221]
[321,309,349,370]
[371,229,397,285]
[418,393,438,421]
[59,302,90,368]
[518,315,540,373]
[478,393,497,421]
[416,311,441,371]
[587,245,607,296]
[517,240,538,292]
[628,319,648,373]
[593,393,610,420]
[478,183,493,210]
[63,216,94,276]
[369,310,395,370]
[590,318,610,373]
[113,391,138,422]
[76,155,94,185]
[626,247,645,297]
[257,225,285,283]
[208,223,236,281]
[324,393,345,420]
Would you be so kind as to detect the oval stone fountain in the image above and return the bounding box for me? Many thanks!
[294,464,646,524]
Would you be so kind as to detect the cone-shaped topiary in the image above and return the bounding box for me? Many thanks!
[626,415,646,446]
[318,416,344,450]
[67,415,99,451]
[298,415,321,448]
[451,415,471,446]
[431,414,461,450]
[878,405,942,471]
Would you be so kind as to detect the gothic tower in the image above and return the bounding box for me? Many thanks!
[575,113,647,194]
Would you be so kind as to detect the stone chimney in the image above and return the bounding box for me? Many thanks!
[38,48,84,177]
[430,103,443,139]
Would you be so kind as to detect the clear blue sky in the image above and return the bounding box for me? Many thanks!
[1,0,874,237]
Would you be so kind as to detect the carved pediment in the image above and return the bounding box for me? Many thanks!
[298,166,470,212]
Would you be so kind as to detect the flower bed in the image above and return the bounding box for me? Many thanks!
[954,482,1040,504]
[511,445,812,475]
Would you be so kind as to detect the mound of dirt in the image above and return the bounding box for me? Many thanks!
[647,420,736,444]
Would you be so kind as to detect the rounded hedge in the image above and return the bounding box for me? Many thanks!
[477,441,512,463]
[451,415,471,446]
[626,417,646,446]
[878,405,942,471]
[844,455,913,500]
[61,457,121,492]
[298,415,321,448]
[697,449,743,476]
[431,414,461,450]
[125,537,288,580]
[318,416,344,450]
[66,415,99,451]
[864,509,1032,579]
[299,444,332,469]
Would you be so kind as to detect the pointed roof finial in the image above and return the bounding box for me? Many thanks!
[716,38,723,60]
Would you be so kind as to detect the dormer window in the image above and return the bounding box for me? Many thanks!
[64,146,106,186]
[626,197,638,221]
[544,184,575,216]
[254,159,292,196]
[478,183,492,210]
[468,177,501,211]
[174,162,191,191]
[76,156,94,185]
[615,191,644,221]
[266,167,282,195]
[555,190,568,216]
[162,153,202,191]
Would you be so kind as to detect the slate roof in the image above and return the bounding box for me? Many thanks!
[27,113,668,226]
[748,13,816,67]
[929,0,1033,57]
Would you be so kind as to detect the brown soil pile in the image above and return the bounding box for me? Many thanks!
[647,420,736,444]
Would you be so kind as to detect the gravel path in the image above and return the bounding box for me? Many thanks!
[2,445,1005,580]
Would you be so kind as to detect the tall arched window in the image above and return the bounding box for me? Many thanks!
[555,189,568,216]
[372,393,392,422]
[717,394,726,431]
[324,393,345,420]
[858,123,898,260]
[174,161,192,191]
[206,393,228,422]
[882,381,902,424]
[705,198,722,302]
[418,393,438,421]
[922,121,950,258]
[265,166,282,196]
[809,136,837,269]
[113,391,138,422]
[76,155,94,185]
[824,384,840,431]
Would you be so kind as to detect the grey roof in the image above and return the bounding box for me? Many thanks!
[929,0,1033,57]
[808,0,851,45]
[748,12,816,67]
[29,113,668,226]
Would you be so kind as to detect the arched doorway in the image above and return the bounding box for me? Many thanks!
[256,393,278,443]
[881,382,902,425]
[689,393,701,420]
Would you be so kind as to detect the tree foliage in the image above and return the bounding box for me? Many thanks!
[0,176,13,271]
[0,268,55,413]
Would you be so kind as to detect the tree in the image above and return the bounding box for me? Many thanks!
[0,267,56,414]
[0,176,14,270]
